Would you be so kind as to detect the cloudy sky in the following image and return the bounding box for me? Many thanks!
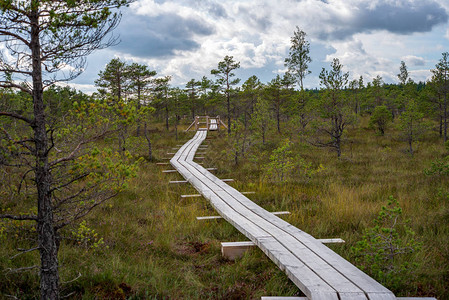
[70,0,449,93]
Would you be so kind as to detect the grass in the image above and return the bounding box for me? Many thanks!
[1,116,448,299]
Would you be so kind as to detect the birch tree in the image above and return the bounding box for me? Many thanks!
[284,26,311,90]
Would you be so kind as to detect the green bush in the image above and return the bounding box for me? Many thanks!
[352,196,421,290]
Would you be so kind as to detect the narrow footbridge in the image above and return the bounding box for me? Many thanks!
[170,130,398,300]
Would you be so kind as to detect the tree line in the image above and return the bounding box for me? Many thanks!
[92,29,448,159]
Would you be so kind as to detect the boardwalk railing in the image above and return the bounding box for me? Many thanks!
[171,130,401,300]
[184,115,227,132]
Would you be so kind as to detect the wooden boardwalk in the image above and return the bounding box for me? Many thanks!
[170,130,396,300]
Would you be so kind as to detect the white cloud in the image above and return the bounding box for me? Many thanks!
[67,0,449,92]
[401,55,426,66]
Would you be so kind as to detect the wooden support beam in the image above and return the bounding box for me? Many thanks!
[162,170,177,173]
[221,179,234,182]
[241,191,255,195]
[171,178,230,184]
[197,211,290,221]
[206,168,217,171]
[221,238,345,260]
[181,194,202,198]
[169,180,188,184]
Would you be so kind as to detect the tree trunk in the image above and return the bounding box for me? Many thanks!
[175,115,178,140]
[336,136,341,158]
[444,92,447,143]
[191,94,195,120]
[227,93,231,134]
[276,93,281,134]
[165,103,169,131]
[30,9,60,299]
[144,122,152,160]
[136,85,141,136]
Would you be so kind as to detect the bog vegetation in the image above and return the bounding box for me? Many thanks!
[0,3,448,299]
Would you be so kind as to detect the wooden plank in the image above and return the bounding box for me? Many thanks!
[221,241,255,260]
[197,211,290,220]
[162,170,177,173]
[242,191,256,195]
[169,180,188,184]
[318,238,345,244]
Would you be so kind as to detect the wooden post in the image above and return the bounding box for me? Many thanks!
[206,116,209,132]
[195,116,199,131]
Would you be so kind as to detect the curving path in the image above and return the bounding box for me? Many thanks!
[170,130,396,300]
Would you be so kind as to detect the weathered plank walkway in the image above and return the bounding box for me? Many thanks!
[170,130,396,300]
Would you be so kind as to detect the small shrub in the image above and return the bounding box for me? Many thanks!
[265,139,295,183]
[351,196,421,290]
[265,139,324,183]
[71,221,105,250]
[424,157,449,176]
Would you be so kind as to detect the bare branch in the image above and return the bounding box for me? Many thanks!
[0,30,30,47]
[0,111,34,125]
[10,247,39,260]
[61,272,82,285]
[5,265,39,274]
[55,192,118,230]
[0,214,37,221]
[0,83,32,95]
